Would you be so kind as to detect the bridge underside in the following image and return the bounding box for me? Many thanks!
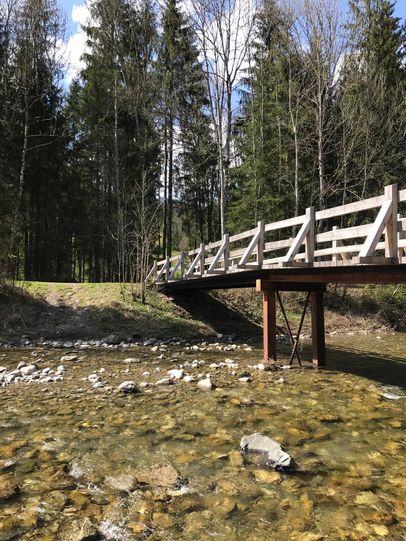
[159,264,406,369]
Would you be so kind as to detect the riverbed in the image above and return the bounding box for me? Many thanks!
[0,334,405,540]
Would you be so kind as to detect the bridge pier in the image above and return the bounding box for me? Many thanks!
[257,280,326,368]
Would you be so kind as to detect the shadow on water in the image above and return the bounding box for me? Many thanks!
[293,340,406,390]
[325,343,406,390]
[172,291,262,339]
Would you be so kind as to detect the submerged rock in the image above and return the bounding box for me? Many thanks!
[0,477,20,501]
[123,357,141,364]
[62,517,99,541]
[135,463,182,488]
[240,433,292,469]
[105,473,137,492]
[60,354,78,362]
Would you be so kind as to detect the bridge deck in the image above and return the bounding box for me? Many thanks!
[159,263,406,291]
[147,184,406,368]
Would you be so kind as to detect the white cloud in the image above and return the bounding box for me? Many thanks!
[64,2,93,83]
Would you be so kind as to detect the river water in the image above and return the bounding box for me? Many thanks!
[0,334,405,540]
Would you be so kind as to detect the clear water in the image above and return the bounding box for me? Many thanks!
[0,334,405,540]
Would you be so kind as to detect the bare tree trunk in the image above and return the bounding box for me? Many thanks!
[167,115,173,259]
[162,120,168,259]
[113,73,123,283]
[9,99,29,279]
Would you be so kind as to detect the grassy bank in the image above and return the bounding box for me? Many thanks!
[0,281,405,342]
[0,282,214,342]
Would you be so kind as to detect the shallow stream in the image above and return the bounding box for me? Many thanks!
[0,334,405,540]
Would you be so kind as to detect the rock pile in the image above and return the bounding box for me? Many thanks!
[0,362,65,387]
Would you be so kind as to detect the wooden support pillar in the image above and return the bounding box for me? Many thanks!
[263,287,277,365]
[311,290,326,368]
[258,279,326,367]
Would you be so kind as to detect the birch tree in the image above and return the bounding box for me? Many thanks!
[189,0,256,235]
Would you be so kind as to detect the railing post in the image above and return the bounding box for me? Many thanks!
[332,225,339,262]
[398,214,405,258]
[164,256,170,282]
[305,207,315,263]
[385,184,398,258]
[200,243,205,276]
[180,251,185,279]
[224,233,230,272]
[257,220,265,267]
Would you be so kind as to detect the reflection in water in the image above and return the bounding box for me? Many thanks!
[0,334,405,540]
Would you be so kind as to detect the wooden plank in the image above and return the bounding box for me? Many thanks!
[206,269,227,275]
[316,223,371,244]
[356,256,398,265]
[281,261,313,268]
[238,227,261,266]
[264,214,305,233]
[208,233,229,273]
[263,256,287,266]
[185,244,204,278]
[168,252,185,280]
[156,257,170,282]
[399,188,406,202]
[264,238,293,252]
[282,216,310,263]
[229,226,259,243]
[145,261,157,281]
[316,194,385,221]
[359,200,392,257]
[265,269,406,284]
[187,239,223,257]
[257,280,326,292]
[332,226,347,262]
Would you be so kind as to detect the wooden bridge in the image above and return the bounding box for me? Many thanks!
[146,184,406,367]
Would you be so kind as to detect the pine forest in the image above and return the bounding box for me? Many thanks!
[0,0,405,287]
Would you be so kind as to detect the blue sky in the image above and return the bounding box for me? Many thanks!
[60,0,406,81]
[60,0,406,35]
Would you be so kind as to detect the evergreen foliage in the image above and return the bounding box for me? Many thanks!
[0,0,405,283]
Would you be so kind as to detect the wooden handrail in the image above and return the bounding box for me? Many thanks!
[147,183,403,285]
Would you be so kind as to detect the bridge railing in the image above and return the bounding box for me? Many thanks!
[146,183,406,284]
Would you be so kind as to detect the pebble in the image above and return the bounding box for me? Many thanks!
[60,354,78,362]
[197,377,213,390]
[20,364,37,375]
[156,378,174,386]
[381,393,403,401]
[167,369,184,380]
